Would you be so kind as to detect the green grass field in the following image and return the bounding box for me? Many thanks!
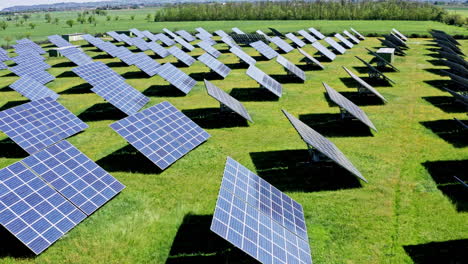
[444,6,468,18]
[0,24,467,263]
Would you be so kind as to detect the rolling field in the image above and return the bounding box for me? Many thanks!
[0,26,467,263]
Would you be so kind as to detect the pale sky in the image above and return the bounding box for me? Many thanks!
[0,0,106,11]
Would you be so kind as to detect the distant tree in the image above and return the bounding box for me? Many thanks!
[66,19,75,28]
[0,21,8,30]
[45,13,52,23]
[114,16,119,21]
[20,19,25,25]
[130,15,135,20]
[106,15,111,21]
[3,36,13,46]
[54,18,59,25]
[146,14,152,21]
[22,14,30,21]
[88,15,96,24]
[28,23,36,29]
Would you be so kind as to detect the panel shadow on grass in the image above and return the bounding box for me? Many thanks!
[143,85,186,97]
[426,59,445,66]
[270,74,304,84]
[336,92,385,106]
[121,71,148,79]
[250,150,362,192]
[0,138,28,158]
[251,55,269,62]
[352,66,372,74]
[0,100,29,111]
[0,226,35,258]
[422,96,467,113]
[106,62,129,68]
[52,61,76,68]
[297,62,324,72]
[96,145,162,174]
[182,108,248,129]
[189,71,223,82]
[59,83,92,94]
[166,214,256,264]
[360,76,393,87]
[422,160,468,212]
[229,88,279,102]
[56,71,77,78]
[225,62,249,70]
[403,239,468,264]
[78,103,126,122]
[0,85,13,92]
[420,119,468,148]
[93,54,112,60]
[423,80,456,91]
[299,113,373,137]
[340,77,360,89]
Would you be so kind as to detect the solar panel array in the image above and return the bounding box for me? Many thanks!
[255,30,272,42]
[107,31,123,42]
[231,34,268,45]
[270,36,294,53]
[174,36,195,51]
[156,63,197,94]
[343,66,387,102]
[73,61,125,87]
[250,41,279,60]
[196,34,217,46]
[211,157,312,264]
[9,76,59,101]
[285,33,306,48]
[442,60,468,77]
[48,35,72,48]
[198,53,231,78]
[155,33,176,46]
[133,53,161,77]
[119,33,134,46]
[297,30,317,43]
[308,27,325,40]
[232,27,245,34]
[163,28,177,38]
[13,39,46,55]
[343,30,360,44]
[215,30,229,38]
[176,30,196,42]
[276,55,306,81]
[323,82,377,131]
[282,109,367,182]
[230,46,256,65]
[311,41,336,61]
[0,97,88,154]
[196,27,213,38]
[168,46,196,66]
[324,37,346,54]
[197,41,221,58]
[109,101,210,170]
[204,80,253,122]
[246,65,283,97]
[355,56,396,84]
[142,30,158,42]
[130,28,145,38]
[335,33,354,49]
[130,37,150,51]
[146,41,170,58]
[221,36,240,48]
[59,47,94,66]
[298,48,324,69]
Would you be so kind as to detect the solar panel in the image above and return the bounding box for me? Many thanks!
[221,36,240,48]
[255,30,272,42]
[58,46,82,56]
[198,53,231,78]
[441,59,468,77]
[276,55,306,81]
[210,157,312,264]
[11,53,45,65]
[392,28,408,41]
[13,40,45,54]
[297,48,324,69]
[343,30,360,44]
[129,37,150,51]
[285,33,306,48]
[436,39,462,54]
[442,70,468,88]
[282,109,367,182]
[324,37,346,54]
[334,33,354,49]
[454,118,468,130]
[438,51,468,68]
[16,70,55,85]
[162,28,178,39]
[155,33,176,46]
[9,76,59,101]
[365,48,398,71]
[0,97,88,154]
[73,61,125,87]
[146,41,170,58]
[118,34,134,46]
[268,27,285,38]
[0,50,9,62]
[107,31,123,42]
[308,27,325,40]
[174,36,195,51]
[270,36,294,53]
[156,63,197,94]
[230,33,268,45]
[48,35,72,48]
[215,30,229,38]
[230,46,256,65]
[130,28,145,38]
[250,41,279,60]
[311,41,336,61]
[355,56,396,84]
[133,53,161,77]
[176,30,196,42]
[390,33,408,48]
[350,28,366,40]
[246,65,282,97]
[196,27,213,38]
[141,30,158,42]
[109,101,210,170]
[379,39,406,55]
[0,161,86,255]
[439,44,461,56]
[444,88,468,106]
[91,77,149,116]
[168,46,196,66]
[196,33,217,45]
[232,27,245,34]
[10,61,51,76]
[297,30,317,44]
[342,66,387,102]
[0,61,7,70]
[197,40,221,58]
[323,82,376,131]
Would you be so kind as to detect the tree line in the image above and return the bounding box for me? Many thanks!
[153,1,466,27]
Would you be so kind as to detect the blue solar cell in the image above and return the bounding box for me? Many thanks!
[197,41,221,58]
[133,53,161,77]
[130,37,150,51]
[155,33,176,46]
[156,63,197,94]
[146,41,170,58]
[130,28,145,38]
[18,70,55,85]
[198,53,231,78]
[73,61,125,87]
[175,30,196,42]
[10,61,51,76]
[0,61,7,70]
[0,98,88,154]
[174,36,195,51]
[11,53,45,65]
[250,41,279,60]
[0,161,86,255]
[48,35,72,48]
[9,76,59,101]
[23,141,125,216]
[109,101,210,170]
[168,46,196,66]
[0,50,10,62]
[107,31,123,42]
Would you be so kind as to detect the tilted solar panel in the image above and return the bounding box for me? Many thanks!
[155,33,176,46]
[197,40,221,58]
[436,39,462,54]
[269,27,285,38]
[0,97,88,154]
[285,33,306,48]
[16,70,55,85]
[438,51,468,68]
[282,109,367,182]
[11,53,45,65]
[162,28,178,38]
[141,30,158,42]
[390,33,408,48]
[297,48,324,69]
[196,27,213,38]
[130,37,150,51]
[392,28,408,42]
[246,65,282,97]
[342,66,387,102]
[0,50,9,62]
[270,36,294,53]
[323,82,376,131]
[255,30,272,42]
[444,88,468,106]
[276,55,306,81]
[441,59,468,77]
[343,30,360,44]
[210,157,312,264]
[174,36,195,51]
[250,41,279,60]
[118,34,134,46]
[308,27,325,40]
[297,30,317,43]
[335,33,354,49]
[168,46,196,66]
[230,46,256,65]
[73,61,125,87]
[109,101,210,170]
[133,53,161,77]
[176,30,196,42]
[442,70,468,88]
[198,53,231,78]
[0,61,7,70]
[355,56,396,84]
[204,80,252,122]
[232,27,245,34]
[365,48,398,71]
[10,61,51,76]
[214,30,229,38]
[0,161,87,255]
[48,35,72,48]
[107,31,123,42]
[311,41,336,61]
[350,28,366,40]
[324,37,346,54]
[9,76,59,101]
[221,36,240,48]
[196,34,217,45]
[156,63,197,94]
[379,39,406,55]
[146,41,170,58]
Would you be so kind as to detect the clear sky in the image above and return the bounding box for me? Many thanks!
[0,0,106,11]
